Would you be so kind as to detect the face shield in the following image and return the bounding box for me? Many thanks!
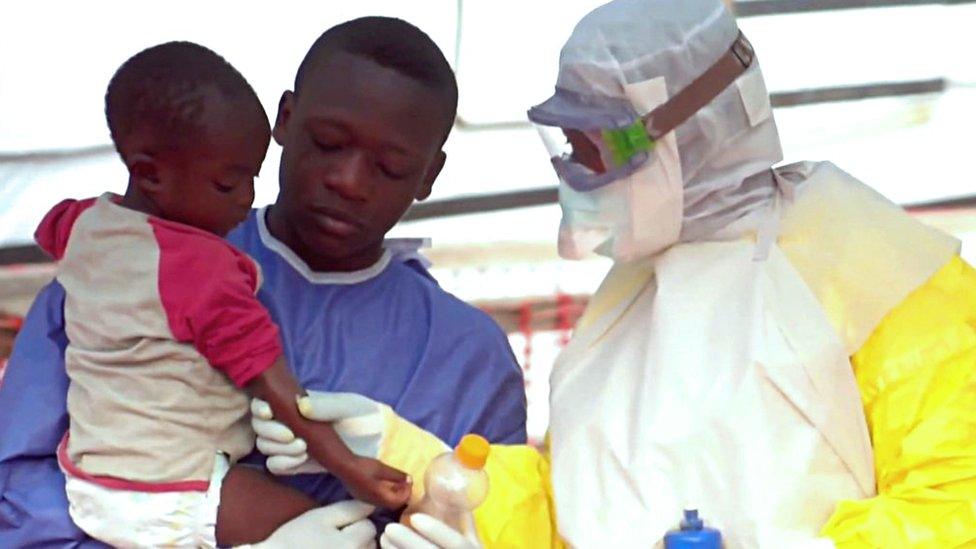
[531,91,654,192]
[529,32,756,194]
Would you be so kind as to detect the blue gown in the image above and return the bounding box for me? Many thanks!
[0,208,527,547]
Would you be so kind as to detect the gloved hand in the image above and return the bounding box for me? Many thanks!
[380,514,480,549]
[238,500,377,548]
[251,391,448,503]
[251,392,388,475]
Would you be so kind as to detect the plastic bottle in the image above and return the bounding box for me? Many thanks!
[401,434,490,538]
[664,509,722,549]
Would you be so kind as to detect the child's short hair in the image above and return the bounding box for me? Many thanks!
[295,17,458,143]
[105,41,264,154]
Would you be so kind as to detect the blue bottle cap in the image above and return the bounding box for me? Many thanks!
[664,509,722,549]
[681,509,704,531]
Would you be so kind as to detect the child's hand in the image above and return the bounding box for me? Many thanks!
[344,456,413,510]
[252,392,448,502]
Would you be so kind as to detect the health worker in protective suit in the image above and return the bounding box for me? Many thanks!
[252,1,976,547]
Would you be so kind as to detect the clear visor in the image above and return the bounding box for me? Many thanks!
[534,120,655,192]
[537,125,610,174]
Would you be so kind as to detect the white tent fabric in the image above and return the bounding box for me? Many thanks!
[4,1,976,445]
[0,0,459,248]
[2,1,976,251]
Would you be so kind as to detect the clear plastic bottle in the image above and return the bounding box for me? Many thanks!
[401,434,490,538]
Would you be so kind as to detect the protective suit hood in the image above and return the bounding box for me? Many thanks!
[530,0,783,260]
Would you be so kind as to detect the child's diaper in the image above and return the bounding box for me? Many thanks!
[59,440,229,549]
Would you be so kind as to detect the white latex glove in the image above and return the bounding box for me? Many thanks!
[251,392,386,475]
[238,500,377,548]
[380,514,480,549]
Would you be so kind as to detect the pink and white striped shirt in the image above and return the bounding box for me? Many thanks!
[36,194,282,490]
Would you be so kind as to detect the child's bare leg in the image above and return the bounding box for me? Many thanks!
[215,465,316,546]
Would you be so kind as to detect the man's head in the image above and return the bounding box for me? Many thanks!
[270,17,458,271]
[107,42,271,236]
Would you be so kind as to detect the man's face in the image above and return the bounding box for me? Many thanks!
[272,51,448,271]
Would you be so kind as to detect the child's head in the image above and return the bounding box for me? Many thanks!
[271,17,458,269]
[107,42,270,236]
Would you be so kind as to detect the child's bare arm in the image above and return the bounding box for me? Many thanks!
[246,357,411,508]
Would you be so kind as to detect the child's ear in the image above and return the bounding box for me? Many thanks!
[415,151,446,202]
[273,91,295,146]
[128,153,162,197]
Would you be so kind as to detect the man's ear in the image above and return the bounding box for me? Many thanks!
[415,151,446,202]
[127,153,163,197]
[273,91,295,146]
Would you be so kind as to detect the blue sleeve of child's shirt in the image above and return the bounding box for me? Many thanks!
[0,281,107,548]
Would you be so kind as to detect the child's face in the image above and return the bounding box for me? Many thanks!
[152,95,271,236]
[271,51,448,267]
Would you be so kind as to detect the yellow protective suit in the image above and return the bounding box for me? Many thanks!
[820,255,976,548]
[470,255,976,548]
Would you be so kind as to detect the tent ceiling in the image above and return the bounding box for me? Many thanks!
[2,1,976,251]
[0,1,459,153]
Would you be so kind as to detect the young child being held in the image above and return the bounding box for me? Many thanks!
[36,42,410,547]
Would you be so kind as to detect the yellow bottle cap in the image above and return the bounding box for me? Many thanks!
[454,434,490,469]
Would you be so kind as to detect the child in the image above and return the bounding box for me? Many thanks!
[36,41,409,547]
